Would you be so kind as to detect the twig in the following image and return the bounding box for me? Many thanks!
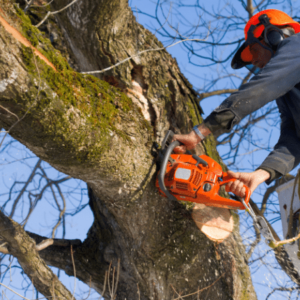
[35,239,54,251]
[287,170,300,239]
[24,0,34,12]
[99,271,108,299]
[81,37,209,75]
[0,242,8,254]
[35,0,79,28]
[137,284,141,300]
[0,105,19,120]
[103,259,120,299]
[31,0,54,8]
[0,282,31,300]
[114,259,120,296]
[198,89,237,101]
[271,232,300,248]
[107,262,112,297]
[261,174,295,214]
[9,159,42,218]
[266,286,300,300]
[51,184,67,238]
[82,276,92,300]
[172,273,224,300]
[70,245,76,300]
[170,284,184,299]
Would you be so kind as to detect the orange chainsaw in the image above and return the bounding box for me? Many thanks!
[156,131,250,210]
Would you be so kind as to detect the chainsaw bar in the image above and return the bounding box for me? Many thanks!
[241,199,275,244]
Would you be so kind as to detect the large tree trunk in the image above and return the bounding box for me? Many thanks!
[0,0,256,299]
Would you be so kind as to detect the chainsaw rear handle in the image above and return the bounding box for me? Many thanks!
[158,140,180,202]
[219,176,251,206]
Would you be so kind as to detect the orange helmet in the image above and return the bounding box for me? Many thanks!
[231,9,300,70]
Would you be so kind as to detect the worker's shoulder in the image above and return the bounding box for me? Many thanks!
[279,32,300,49]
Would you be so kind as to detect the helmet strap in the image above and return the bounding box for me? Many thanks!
[246,24,275,56]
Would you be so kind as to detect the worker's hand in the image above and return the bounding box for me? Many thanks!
[173,130,201,154]
[225,169,270,197]
[172,124,212,153]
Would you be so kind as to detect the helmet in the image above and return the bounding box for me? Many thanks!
[231,9,300,70]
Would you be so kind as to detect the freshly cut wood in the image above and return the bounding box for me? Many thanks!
[192,204,234,242]
[0,9,56,70]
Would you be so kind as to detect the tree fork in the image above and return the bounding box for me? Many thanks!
[0,1,257,299]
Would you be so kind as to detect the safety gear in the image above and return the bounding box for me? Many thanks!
[204,34,300,182]
[231,9,300,70]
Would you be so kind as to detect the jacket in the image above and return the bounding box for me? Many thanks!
[203,33,300,183]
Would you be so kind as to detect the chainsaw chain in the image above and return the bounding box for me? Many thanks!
[241,199,276,244]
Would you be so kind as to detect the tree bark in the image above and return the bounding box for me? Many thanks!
[0,1,256,299]
[0,211,74,299]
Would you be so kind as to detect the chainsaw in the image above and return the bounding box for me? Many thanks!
[155,130,276,244]
[155,130,250,210]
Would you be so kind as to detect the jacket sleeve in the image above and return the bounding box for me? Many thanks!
[258,97,300,180]
[203,33,300,133]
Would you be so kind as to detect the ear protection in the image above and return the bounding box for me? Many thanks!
[259,14,293,49]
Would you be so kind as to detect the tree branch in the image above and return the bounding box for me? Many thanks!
[35,0,80,28]
[0,211,73,299]
[198,89,238,101]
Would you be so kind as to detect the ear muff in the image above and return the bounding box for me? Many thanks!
[264,27,293,49]
[265,29,284,48]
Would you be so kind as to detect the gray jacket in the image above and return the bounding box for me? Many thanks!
[204,33,300,183]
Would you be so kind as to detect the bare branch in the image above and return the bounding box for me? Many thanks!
[254,0,267,11]
[81,37,209,75]
[287,170,300,240]
[272,232,300,248]
[0,282,31,300]
[266,287,300,300]
[261,174,295,214]
[35,0,80,28]
[35,239,54,251]
[24,0,34,13]
[0,211,74,299]
[172,273,225,300]
[51,184,67,238]
[70,246,76,300]
[31,0,54,8]
[0,242,9,254]
[246,0,255,18]
[199,89,237,101]
[8,159,42,218]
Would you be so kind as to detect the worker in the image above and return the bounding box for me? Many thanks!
[173,9,300,198]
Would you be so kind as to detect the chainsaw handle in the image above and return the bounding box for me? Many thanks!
[219,176,251,206]
[192,154,208,167]
[158,140,180,202]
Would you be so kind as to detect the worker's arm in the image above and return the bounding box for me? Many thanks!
[175,34,300,145]
[230,97,300,196]
[175,34,300,155]
[203,33,300,135]
[257,97,300,182]
[225,169,270,197]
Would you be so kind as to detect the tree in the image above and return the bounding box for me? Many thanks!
[0,0,256,299]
